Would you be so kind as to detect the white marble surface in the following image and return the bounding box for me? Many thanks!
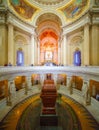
[0,66,99,81]
[58,85,99,123]
[0,85,40,121]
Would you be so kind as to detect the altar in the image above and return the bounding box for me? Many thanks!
[44,61,57,66]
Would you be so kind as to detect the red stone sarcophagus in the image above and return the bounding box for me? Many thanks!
[40,80,57,115]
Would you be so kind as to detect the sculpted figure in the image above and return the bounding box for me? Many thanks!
[82,82,91,105]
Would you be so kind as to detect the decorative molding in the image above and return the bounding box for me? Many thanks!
[28,0,70,8]
[7,11,35,35]
[63,13,91,35]
[68,31,83,46]
[92,16,99,24]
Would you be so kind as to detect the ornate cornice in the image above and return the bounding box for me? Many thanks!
[62,13,91,35]
[28,0,71,8]
[7,11,35,35]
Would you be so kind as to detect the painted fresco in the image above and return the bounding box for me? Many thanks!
[60,0,89,20]
[9,0,37,19]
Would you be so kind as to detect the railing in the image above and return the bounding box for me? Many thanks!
[0,66,99,81]
[0,66,99,122]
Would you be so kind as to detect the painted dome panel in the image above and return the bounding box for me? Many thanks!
[59,0,90,22]
[9,0,38,20]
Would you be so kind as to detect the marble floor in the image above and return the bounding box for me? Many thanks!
[0,94,99,130]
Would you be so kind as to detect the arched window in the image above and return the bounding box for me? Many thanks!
[16,48,24,66]
[73,49,81,66]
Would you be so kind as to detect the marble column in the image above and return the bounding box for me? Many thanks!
[66,77,71,88]
[31,35,35,65]
[83,24,90,65]
[67,42,71,65]
[8,24,14,65]
[41,51,45,63]
[67,77,73,94]
[38,42,40,65]
[66,35,68,66]
[24,76,32,95]
[53,74,57,86]
[91,25,99,65]
[58,43,61,65]
[34,37,37,65]
[60,38,63,65]
[63,35,67,65]
[40,74,45,86]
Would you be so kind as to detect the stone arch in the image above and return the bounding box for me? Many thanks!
[32,10,65,26]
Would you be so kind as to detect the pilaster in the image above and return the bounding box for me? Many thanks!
[37,42,40,65]
[63,35,67,65]
[31,35,35,65]
[83,24,90,65]
[58,41,61,65]
[91,25,99,65]
[8,23,14,64]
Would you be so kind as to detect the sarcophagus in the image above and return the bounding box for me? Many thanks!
[44,79,54,84]
[40,81,57,115]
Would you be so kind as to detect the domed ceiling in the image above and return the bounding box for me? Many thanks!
[8,0,90,25]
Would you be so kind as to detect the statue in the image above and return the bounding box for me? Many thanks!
[68,78,73,94]
[82,82,91,105]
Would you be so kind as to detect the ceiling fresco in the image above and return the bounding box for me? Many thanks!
[8,0,90,24]
[9,0,38,19]
[59,0,89,21]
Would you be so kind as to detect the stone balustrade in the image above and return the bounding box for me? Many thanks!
[0,66,99,122]
[0,66,99,81]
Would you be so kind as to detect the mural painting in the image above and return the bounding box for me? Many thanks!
[60,0,89,20]
[9,0,37,19]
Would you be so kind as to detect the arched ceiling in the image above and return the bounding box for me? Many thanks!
[36,13,62,26]
[36,13,62,38]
